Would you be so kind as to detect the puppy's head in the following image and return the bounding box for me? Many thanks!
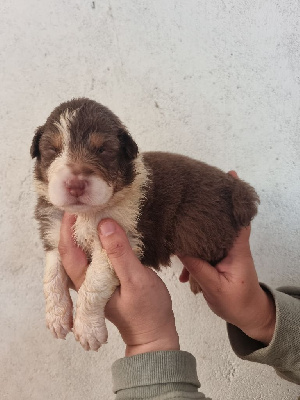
[31,98,138,213]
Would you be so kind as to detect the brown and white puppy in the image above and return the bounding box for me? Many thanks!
[31,98,259,351]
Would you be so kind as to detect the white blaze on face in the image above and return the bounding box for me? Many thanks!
[47,110,114,211]
[54,109,75,146]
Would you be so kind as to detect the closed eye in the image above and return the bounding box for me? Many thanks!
[45,146,60,156]
[97,145,105,154]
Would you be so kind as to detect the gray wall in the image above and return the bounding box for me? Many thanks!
[1,1,299,399]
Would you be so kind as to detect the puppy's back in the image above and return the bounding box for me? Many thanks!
[138,152,259,268]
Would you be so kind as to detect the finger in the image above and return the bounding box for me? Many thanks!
[226,225,251,259]
[228,170,239,179]
[59,213,88,291]
[59,212,87,266]
[179,267,190,283]
[98,219,146,284]
[59,213,77,250]
[67,276,76,291]
[179,256,220,291]
[215,226,253,276]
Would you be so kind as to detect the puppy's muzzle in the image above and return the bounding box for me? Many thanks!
[66,178,87,197]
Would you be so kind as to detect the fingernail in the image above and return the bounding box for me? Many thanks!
[100,221,116,237]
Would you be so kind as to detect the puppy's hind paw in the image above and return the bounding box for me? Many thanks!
[73,316,108,351]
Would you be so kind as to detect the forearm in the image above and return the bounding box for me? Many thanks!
[112,351,209,399]
[227,285,300,384]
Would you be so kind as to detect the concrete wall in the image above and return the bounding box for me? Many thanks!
[1,0,299,398]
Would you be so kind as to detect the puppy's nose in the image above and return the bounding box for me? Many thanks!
[65,178,86,197]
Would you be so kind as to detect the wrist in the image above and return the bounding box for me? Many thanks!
[238,288,276,345]
[125,329,180,357]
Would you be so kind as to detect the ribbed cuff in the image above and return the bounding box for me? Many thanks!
[112,350,200,395]
[227,285,300,383]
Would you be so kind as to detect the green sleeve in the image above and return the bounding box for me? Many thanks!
[227,285,300,384]
[111,350,209,399]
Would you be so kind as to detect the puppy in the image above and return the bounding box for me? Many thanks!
[31,98,259,351]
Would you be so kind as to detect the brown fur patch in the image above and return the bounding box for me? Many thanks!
[66,162,95,176]
[138,152,259,270]
[89,133,105,150]
[35,196,63,252]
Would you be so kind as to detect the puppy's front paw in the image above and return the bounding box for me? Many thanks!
[46,303,73,339]
[73,314,108,351]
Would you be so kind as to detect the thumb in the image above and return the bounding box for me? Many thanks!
[98,219,144,284]
[178,256,220,291]
[226,225,251,260]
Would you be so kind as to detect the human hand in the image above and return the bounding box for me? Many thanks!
[179,173,276,345]
[59,214,179,356]
[58,213,88,291]
[99,219,180,356]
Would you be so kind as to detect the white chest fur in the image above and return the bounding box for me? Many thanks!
[73,207,143,259]
[73,214,100,254]
[43,156,149,351]
[68,174,148,349]
[73,156,149,259]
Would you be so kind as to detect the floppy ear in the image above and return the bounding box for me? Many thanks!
[30,126,43,158]
[118,128,138,161]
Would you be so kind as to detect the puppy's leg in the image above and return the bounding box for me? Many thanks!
[44,250,73,339]
[73,248,119,351]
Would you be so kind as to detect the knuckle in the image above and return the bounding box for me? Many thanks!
[122,275,137,288]
[58,242,68,258]
[195,260,205,273]
[187,258,205,274]
[106,240,128,259]
[214,275,225,295]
